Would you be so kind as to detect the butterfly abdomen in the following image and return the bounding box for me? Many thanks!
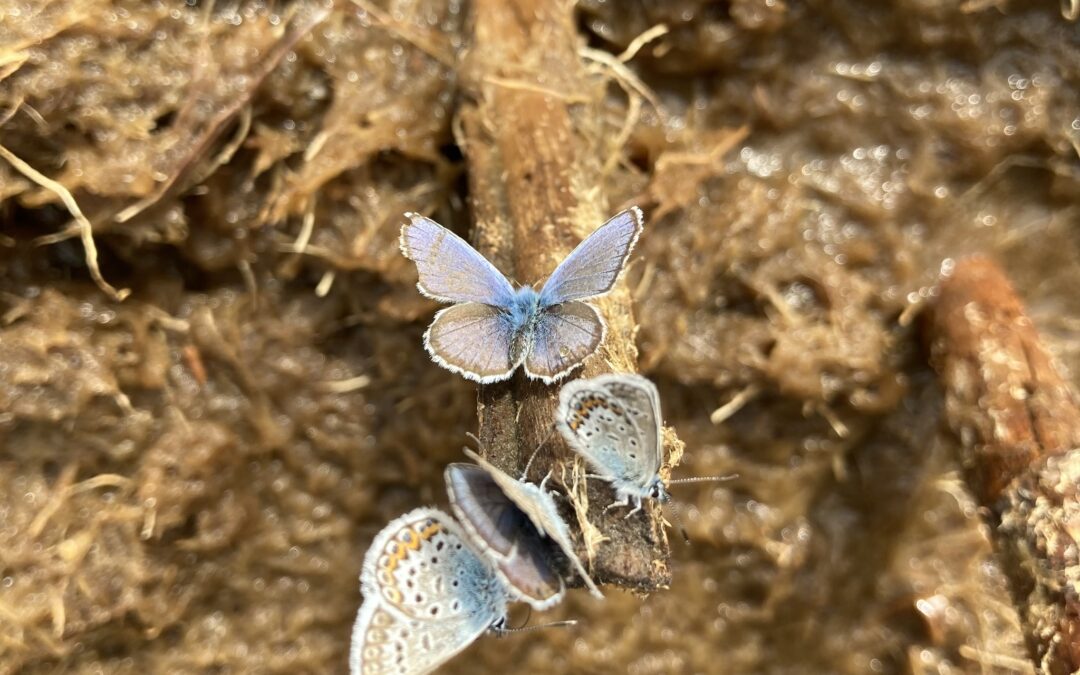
[502,287,543,363]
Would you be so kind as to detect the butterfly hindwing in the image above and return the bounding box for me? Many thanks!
[523,301,605,383]
[423,303,520,384]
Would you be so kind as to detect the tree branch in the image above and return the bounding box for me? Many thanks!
[455,0,672,590]
[927,256,1080,673]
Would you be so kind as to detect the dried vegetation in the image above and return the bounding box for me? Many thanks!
[1,0,1078,672]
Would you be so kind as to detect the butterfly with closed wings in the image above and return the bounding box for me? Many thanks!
[446,447,602,606]
[555,373,735,542]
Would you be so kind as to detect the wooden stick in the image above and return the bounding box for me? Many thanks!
[455,0,671,590]
[927,255,1080,673]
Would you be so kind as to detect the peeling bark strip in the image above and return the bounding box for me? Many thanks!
[455,0,671,590]
[928,256,1080,673]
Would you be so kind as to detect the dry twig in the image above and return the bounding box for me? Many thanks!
[457,0,672,590]
[0,143,129,301]
[927,256,1080,673]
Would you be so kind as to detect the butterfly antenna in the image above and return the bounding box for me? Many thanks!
[465,431,484,451]
[661,474,738,545]
[660,492,691,545]
[666,473,738,486]
[494,620,578,636]
[521,423,557,481]
[492,607,578,636]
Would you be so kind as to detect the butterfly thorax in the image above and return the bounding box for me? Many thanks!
[504,286,543,331]
[502,287,544,361]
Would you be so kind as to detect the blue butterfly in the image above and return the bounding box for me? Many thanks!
[400,208,644,384]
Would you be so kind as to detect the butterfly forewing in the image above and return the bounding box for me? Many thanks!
[445,463,566,610]
[598,374,663,476]
[460,449,603,598]
[401,213,516,306]
[538,207,643,306]
[556,374,662,494]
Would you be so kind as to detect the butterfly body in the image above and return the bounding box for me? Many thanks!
[503,285,543,361]
[401,208,644,384]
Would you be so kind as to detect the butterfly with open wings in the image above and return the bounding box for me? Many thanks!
[400,208,643,384]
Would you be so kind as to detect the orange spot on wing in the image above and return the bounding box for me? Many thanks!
[380,522,443,576]
[419,522,442,539]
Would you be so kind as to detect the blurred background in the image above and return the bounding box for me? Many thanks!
[1,0,1078,672]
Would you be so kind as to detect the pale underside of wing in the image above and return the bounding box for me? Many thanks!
[523,301,605,384]
[400,213,515,306]
[538,207,644,305]
[555,379,659,496]
[353,508,503,675]
[596,373,663,473]
[350,600,486,675]
[424,303,520,384]
[359,508,504,623]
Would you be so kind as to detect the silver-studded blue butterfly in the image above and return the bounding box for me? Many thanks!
[400,208,644,384]
[446,448,602,607]
[350,500,584,674]
[556,373,667,515]
[350,508,509,675]
[555,373,735,542]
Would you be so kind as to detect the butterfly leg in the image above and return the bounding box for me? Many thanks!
[539,470,554,491]
[520,425,557,480]
[623,496,644,519]
[603,496,630,514]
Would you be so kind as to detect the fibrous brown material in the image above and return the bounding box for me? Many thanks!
[456,0,671,590]
[2,0,1079,672]
[928,256,1080,673]
[0,2,471,673]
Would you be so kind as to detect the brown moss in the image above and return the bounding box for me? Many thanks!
[1,0,1079,672]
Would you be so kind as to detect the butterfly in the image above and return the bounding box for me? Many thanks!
[555,373,733,532]
[446,448,602,607]
[400,207,644,384]
[350,508,510,675]
[351,468,593,674]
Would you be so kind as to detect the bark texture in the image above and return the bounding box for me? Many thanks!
[453,0,672,591]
